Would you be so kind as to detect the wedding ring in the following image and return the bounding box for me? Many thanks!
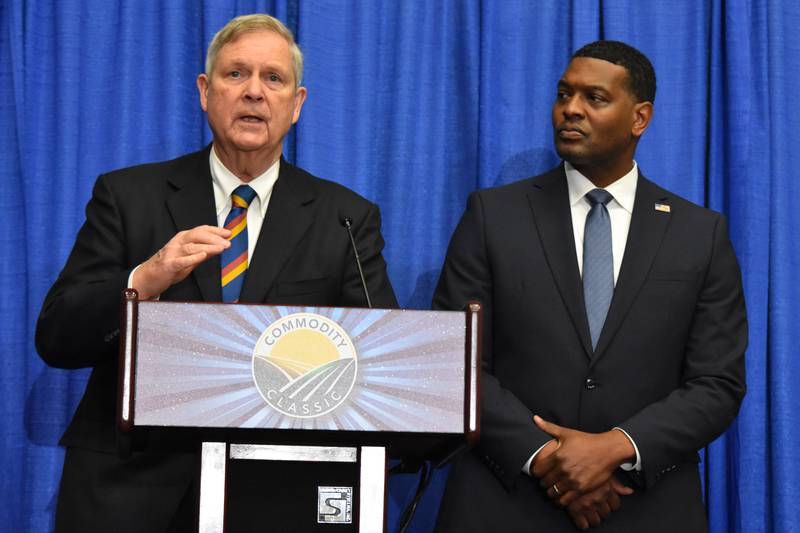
[552,483,561,496]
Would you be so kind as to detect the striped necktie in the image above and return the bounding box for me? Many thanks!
[583,188,614,350]
[221,185,257,303]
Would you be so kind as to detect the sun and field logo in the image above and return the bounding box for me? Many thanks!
[252,313,357,418]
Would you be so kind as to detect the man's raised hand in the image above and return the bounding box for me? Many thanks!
[132,225,231,299]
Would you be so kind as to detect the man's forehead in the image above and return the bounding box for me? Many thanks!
[560,56,629,87]
[217,30,290,58]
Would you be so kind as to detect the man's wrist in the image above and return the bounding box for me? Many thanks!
[608,428,637,466]
[130,262,161,300]
[526,439,557,476]
[612,427,641,471]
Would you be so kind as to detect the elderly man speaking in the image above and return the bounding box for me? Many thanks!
[36,14,396,533]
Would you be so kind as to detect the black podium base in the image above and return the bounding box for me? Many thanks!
[226,458,359,532]
[198,443,386,532]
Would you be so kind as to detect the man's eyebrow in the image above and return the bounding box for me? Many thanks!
[584,85,612,94]
[222,59,248,68]
[558,80,612,94]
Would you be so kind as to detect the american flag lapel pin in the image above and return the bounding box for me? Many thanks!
[654,202,671,213]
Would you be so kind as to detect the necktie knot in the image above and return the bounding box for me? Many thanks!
[231,185,257,209]
[585,188,613,207]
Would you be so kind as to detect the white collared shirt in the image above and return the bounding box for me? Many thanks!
[209,146,279,258]
[565,160,638,285]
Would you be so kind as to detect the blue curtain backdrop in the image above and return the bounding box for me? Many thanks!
[1,0,798,531]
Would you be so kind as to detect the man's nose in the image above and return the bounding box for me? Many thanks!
[243,76,265,101]
[561,95,584,119]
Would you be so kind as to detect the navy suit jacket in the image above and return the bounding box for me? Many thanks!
[433,165,746,532]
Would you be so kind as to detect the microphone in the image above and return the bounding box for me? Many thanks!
[341,217,372,309]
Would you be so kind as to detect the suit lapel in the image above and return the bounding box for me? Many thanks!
[527,168,594,358]
[165,147,221,302]
[591,174,672,363]
[239,160,316,303]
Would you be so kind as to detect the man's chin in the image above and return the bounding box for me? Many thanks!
[554,144,588,164]
[228,137,273,154]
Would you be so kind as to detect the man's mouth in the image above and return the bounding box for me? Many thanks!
[239,115,265,123]
[556,125,586,140]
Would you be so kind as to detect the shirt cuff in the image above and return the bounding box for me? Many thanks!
[128,264,160,300]
[613,427,641,471]
[127,266,138,290]
[522,440,555,476]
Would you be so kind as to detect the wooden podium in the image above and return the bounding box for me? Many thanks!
[117,290,480,532]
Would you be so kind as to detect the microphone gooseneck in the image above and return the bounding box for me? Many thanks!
[341,217,372,309]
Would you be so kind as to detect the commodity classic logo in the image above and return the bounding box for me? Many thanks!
[252,313,357,418]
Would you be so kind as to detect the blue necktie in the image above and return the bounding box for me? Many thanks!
[221,185,257,303]
[583,189,614,350]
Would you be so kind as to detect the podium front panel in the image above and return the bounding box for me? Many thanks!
[131,303,467,435]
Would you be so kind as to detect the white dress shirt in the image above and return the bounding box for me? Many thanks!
[565,160,636,284]
[523,161,642,475]
[209,147,280,259]
[128,146,280,294]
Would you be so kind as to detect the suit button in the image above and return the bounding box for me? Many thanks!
[585,378,597,390]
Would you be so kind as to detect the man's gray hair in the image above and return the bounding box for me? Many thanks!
[205,14,304,86]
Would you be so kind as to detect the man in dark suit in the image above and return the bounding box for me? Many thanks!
[35,14,396,533]
[433,41,746,532]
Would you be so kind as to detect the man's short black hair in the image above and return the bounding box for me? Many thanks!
[572,40,656,103]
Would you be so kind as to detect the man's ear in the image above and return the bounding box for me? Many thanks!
[197,74,210,112]
[291,86,308,125]
[632,101,653,138]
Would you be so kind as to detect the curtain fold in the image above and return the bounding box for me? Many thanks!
[1,1,797,531]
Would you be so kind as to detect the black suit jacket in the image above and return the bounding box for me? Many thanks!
[433,166,746,532]
[35,146,397,532]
